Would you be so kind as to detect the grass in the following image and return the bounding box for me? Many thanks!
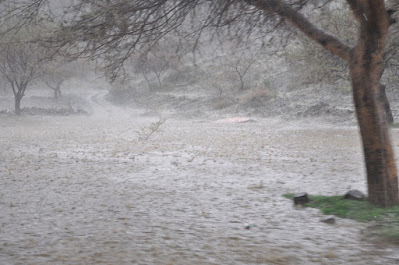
[284,193,399,243]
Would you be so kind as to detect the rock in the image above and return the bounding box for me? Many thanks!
[294,192,310,205]
[344,189,365,200]
[321,216,336,224]
[244,224,257,230]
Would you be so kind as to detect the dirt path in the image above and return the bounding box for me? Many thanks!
[1,100,399,264]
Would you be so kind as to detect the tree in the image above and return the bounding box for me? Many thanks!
[249,0,399,207]
[127,36,187,91]
[0,25,52,114]
[41,62,74,99]
[227,51,258,91]
[44,74,63,99]
[134,49,177,90]
[345,1,398,206]
[8,0,398,206]
[201,46,264,97]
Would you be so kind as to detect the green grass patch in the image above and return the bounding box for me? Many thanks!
[284,193,399,243]
[284,193,399,222]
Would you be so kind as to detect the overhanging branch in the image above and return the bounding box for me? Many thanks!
[246,0,352,61]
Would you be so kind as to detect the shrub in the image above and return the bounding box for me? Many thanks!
[240,87,276,104]
[212,99,232,110]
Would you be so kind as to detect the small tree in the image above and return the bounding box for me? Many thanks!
[0,22,53,114]
[137,52,170,90]
[132,40,183,90]
[226,48,261,91]
[45,76,63,99]
[203,67,234,97]
[41,62,74,99]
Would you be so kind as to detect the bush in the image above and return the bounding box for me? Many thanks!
[240,87,276,104]
[212,99,233,110]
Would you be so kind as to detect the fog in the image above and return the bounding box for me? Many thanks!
[1,1,399,262]
[1,60,399,264]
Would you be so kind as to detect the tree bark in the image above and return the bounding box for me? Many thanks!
[380,84,394,125]
[348,0,398,207]
[14,96,22,115]
[350,60,399,206]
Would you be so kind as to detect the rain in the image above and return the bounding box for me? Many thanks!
[1,1,399,264]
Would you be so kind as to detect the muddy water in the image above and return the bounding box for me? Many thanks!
[1,114,399,265]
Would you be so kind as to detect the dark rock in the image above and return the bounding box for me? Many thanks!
[321,216,336,224]
[294,192,310,205]
[244,224,257,230]
[344,189,365,200]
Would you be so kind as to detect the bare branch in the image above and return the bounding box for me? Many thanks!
[246,0,352,61]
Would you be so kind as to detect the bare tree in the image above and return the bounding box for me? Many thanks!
[132,39,185,90]
[41,61,74,99]
[45,76,63,99]
[226,50,259,91]
[136,51,172,90]
[5,0,399,206]
[203,66,234,97]
[202,48,260,96]
[0,26,51,114]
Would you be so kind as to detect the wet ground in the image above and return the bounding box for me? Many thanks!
[1,93,399,264]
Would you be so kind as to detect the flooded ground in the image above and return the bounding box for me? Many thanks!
[1,94,399,264]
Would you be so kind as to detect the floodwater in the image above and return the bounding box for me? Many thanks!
[1,94,399,264]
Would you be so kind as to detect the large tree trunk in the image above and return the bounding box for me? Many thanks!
[14,96,22,115]
[348,0,399,206]
[380,84,394,125]
[350,62,399,206]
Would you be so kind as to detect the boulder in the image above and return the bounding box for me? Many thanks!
[294,192,310,205]
[344,189,365,200]
[321,216,336,224]
[244,224,257,230]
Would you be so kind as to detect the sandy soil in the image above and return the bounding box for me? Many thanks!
[1,91,399,264]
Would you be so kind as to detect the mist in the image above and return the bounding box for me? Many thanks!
[1,0,399,264]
